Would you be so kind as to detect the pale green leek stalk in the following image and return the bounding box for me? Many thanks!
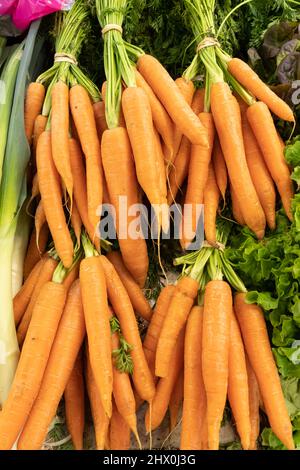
[11,202,31,297]
[0,20,40,406]
[0,43,23,182]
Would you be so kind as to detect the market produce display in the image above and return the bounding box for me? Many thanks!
[0,0,299,452]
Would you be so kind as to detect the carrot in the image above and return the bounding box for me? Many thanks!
[110,401,131,450]
[17,279,85,450]
[181,306,206,450]
[228,309,251,450]
[51,81,73,201]
[228,58,294,121]
[80,256,112,418]
[245,355,260,450]
[27,173,39,208]
[143,285,175,380]
[153,127,169,227]
[145,327,185,432]
[93,100,108,138]
[181,112,215,248]
[191,88,205,115]
[230,183,245,226]
[100,255,155,403]
[137,55,208,147]
[107,251,152,321]
[111,329,140,446]
[85,350,110,450]
[34,200,47,246]
[246,101,294,221]
[0,281,67,450]
[69,138,99,247]
[200,409,209,450]
[70,84,103,233]
[203,164,220,246]
[173,77,195,158]
[37,131,74,267]
[32,114,48,156]
[101,126,149,287]
[234,294,294,450]
[156,276,199,378]
[24,82,45,144]
[13,257,46,326]
[122,86,168,232]
[167,137,191,205]
[17,256,58,346]
[65,352,85,451]
[63,262,80,291]
[202,280,232,450]
[135,70,174,163]
[71,200,82,246]
[169,369,184,432]
[212,138,227,202]
[211,82,266,239]
[24,222,48,280]
[237,101,277,229]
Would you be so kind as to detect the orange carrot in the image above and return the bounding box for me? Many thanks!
[212,138,227,202]
[246,355,260,450]
[211,82,266,239]
[34,200,48,249]
[230,183,245,226]
[135,69,174,163]
[169,368,184,432]
[51,81,73,200]
[228,58,294,121]
[110,401,131,450]
[100,255,155,403]
[71,200,82,246]
[24,82,45,144]
[228,310,251,450]
[13,257,46,326]
[145,327,185,432]
[17,279,85,450]
[203,163,220,246]
[37,131,73,267]
[246,101,294,221]
[173,77,195,158]
[202,280,232,450]
[143,285,175,380]
[107,251,152,321]
[65,352,85,450]
[122,86,168,232]
[238,100,276,229]
[137,55,208,147]
[93,100,108,138]
[101,126,149,287]
[234,294,294,450]
[17,256,58,346]
[181,306,206,450]
[80,256,112,418]
[69,138,99,247]
[63,262,80,292]
[32,114,47,156]
[0,281,67,450]
[111,329,140,446]
[156,276,199,378]
[181,112,215,248]
[85,350,110,450]
[24,223,48,280]
[70,85,103,233]
[167,137,191,205]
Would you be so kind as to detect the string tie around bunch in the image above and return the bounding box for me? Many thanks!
[196,36,220,53]
[54,52,78,65]
[101,23,123,37]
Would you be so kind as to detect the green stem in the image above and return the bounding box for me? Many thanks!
[216,0,254,38]
[190,248,213,281]
[82,231,98,258]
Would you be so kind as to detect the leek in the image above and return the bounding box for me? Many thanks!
[0,37,6,60]
[0,20,40,406]
[0,43,23,183]
[11,202,31,297]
